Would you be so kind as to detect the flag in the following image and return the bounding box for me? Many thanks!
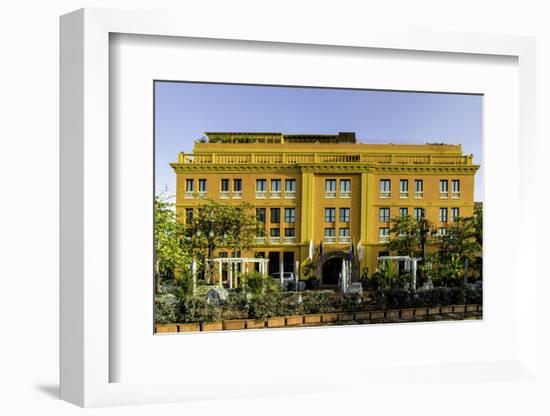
[308,239,315,261]
[357,240,363,262]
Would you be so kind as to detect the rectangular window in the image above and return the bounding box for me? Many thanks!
[339,207,350,222]
[233,178,242,192]
[379,227,390,241]
[325,208,336,222]
[270,228,280,237]
[256,179,267,192]
[284,228,295,237]
[324,227,335,237]
[185,179,194,192]
[452,179,460,198]
[271,179,281,192]
[399,207,408,217]
[451,207,460,222]
[325,179,337,197]
[340,179,351,197]
[414,179,423,198]
[440,179,449,198]
[220,178,229,192]
[270,208,280,224]
[256,208,266,224]
[414,207,425,220]
[379,207,390,222]
[185,208,193,224]
[440,207,448,222]
[284,208,296,223]
[198,179,207,192]
[285,179,296,192]
[339,227,350,237]
[399,179,409,198]
[379,179,391,197]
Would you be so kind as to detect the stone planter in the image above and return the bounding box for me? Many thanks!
[303,314,322,324]
[286,315,304,326]
[428,306,441,315]
[201,321,223,332]
[337,312,354,322]
[266,317,286,328]
[178,323,200,332]
[452,305,466,313]
[223,319,246,330]
[155,324,178,333]
[321,313,338,323]
[354,311,370,321]
[440,306,453,314]
[400,308,415,318]
[386,309,400,319]
[466,304,478,312]
[370,310,385,319]
[415,307,428,316]
[246,319,265,329]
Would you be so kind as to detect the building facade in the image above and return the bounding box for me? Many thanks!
[170,132,479,285]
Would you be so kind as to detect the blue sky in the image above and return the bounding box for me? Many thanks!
[155,82,483,201]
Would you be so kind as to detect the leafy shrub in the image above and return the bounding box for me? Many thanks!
[221,291,249,320]
[278,292,303,315]
[248,293,281,319]
[154,294,179,324]
[301,290,337,314]
[339,292,363,312]
[241,272,280,296]
[179,297,221,323]
[383,289,414,309]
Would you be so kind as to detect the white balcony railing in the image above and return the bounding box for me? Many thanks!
[255,236,266,244]
[255,191,267,199]
[270,191,281,199]
[285,191,296,199]
[339,236,351,244]
[340,191,351,199]
[379,235,390,243]
[414,191,423,199]
[219,191,229,199]
[184,191,194,199]
[197,191,207,199]
[268,236,281,244]
[400,192,408,199]
[324,236,336,244]
[325,191,337,199]
[440,192,449,199]
[283,236,296,244]
[379,191,391,198]
[232,191,242,199]
[451,192,460,199]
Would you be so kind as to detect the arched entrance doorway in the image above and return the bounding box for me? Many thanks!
[321,251,348,286]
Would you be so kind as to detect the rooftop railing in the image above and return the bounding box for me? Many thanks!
[177,152,473,165]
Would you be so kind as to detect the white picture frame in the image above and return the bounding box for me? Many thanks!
[60,8,538,408]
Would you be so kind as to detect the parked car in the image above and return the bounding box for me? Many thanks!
[270,272,306,291]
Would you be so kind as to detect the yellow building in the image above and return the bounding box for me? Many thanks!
[170,132,479,286]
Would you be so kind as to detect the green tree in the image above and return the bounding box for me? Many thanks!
[388,215,433,258]
[155,194,192,293]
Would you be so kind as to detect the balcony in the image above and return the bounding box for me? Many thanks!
[184,191,194,199]
[255,236,266,244]
[219,191,229,199]
[255,191,267,199]
[338,236,350,244]
[340,191,351,199]
[324,236,336,244]
[268,236,281,244]
[414,191,423,199]
[197,191,207,199]
[400,192,408,199]
[325,191,336,199]
[285,191,296,199]
[440,192,449,199]
[283,236,296,244]
[270,191,281,199]
[232,191,242,199]
[379,191,391,199]
[452,192,460,199]
[379,235,390,243]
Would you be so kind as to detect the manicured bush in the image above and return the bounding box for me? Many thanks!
[179,297,221,323]
[339,292,364,312]
[154,294,179,324]
[301,290,337,314]
[248,293,280,319]
[221,291,249,320]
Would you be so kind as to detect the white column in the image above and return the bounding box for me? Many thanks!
[192,259,197,296]
[229,260,233,289]
[218,260,222,288]
[279,258,284,288]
